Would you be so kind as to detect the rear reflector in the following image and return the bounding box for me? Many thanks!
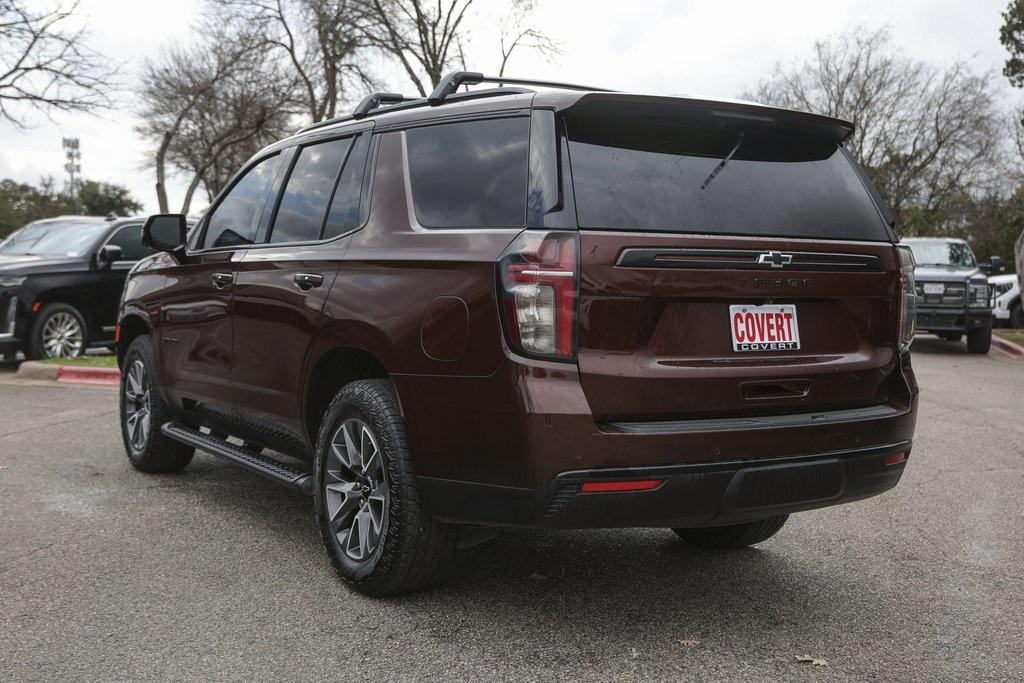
[883,452,907,466]
[580,479,663,493]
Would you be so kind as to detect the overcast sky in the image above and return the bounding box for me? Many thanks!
[0,0,1018,214]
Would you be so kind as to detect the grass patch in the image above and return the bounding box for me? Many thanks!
[994,329,1024,347]
[39,354,119,368]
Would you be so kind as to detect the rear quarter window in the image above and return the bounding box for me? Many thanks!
[406,117,529,228]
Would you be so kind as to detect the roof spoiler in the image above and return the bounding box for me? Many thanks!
[563,93,855,142]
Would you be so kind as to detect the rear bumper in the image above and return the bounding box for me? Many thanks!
[400,348,918,528]
[419,442,910,528]
[915,306,990,333]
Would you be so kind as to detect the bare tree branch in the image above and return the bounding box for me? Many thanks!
[359,0,474,93]
[208,0,373,123]
[746,26,1001,235]
[0,0,120,127]
[497,0,561,77]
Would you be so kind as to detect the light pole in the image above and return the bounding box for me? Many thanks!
[62,137,81,213]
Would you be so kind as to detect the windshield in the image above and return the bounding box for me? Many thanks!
[0,220,109,257]
[906,241,975,268]
[565,105,891,241]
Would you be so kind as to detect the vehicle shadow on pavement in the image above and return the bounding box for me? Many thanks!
[910,337,972,356]
[174,456,886,657]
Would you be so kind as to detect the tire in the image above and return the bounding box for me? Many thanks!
[1011,302,1024,329]
[937,332,962,342]
[673,515,789,550]
[966,322,992,354]
[26,303,87,360]
[314,379,454,596]
[120,335,194,473]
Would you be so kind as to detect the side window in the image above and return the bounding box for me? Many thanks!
[105,224,152,261]
[270,138,351,244]
[406,117,529,228]
[203,153,282,249]
[323,133,371,239]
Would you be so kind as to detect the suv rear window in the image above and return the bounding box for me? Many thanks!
[406,117,529,228]
[566,109,890,241]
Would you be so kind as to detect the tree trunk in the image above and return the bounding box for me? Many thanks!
[154,131,171,213]
[180,173,203,215]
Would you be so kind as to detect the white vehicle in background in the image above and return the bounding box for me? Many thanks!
[990,273,1022,328]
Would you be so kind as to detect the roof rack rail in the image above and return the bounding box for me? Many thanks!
[428,71,614,104]
[296,71,609,135]
[352,92,411,119]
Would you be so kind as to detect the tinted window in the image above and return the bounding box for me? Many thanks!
[566,111,890,241]
[105,224,153,261]
[406,117,529,228]
[323,133,371,239]
[204,154,281,249]
[271,138,351,243]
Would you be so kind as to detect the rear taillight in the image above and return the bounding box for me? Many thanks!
[896,245,917,352]
[498,230,579,361]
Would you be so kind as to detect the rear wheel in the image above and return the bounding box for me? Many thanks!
[314,379,454,596]
[27,303,86,360]
[672,515,789,550]
[937,332,962,342]
[1011,302,1024,329]
[966,322,992,354]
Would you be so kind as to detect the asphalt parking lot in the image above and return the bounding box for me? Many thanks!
[0,339,1022,681]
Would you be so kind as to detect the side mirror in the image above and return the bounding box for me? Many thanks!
[142,214,187,253]
[96,244,123,267]
[989,255,1006,275]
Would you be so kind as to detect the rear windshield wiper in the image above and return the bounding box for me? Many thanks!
[700,132,745,191]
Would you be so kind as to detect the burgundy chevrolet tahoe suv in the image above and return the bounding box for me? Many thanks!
[117,72,919,595]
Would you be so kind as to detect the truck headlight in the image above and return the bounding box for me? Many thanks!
[968,282,990,308]
[0,275,26,289]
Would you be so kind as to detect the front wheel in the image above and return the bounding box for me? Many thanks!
[1011,302,1024,329]
[27,303,86,359]
[120,335,194,473]
[966,322,992,354]
[315,379,455,596]
[672,515,789,550]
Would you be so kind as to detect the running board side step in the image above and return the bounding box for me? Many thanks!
[161,422,314,495]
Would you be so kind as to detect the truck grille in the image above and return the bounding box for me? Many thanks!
[916,282,965,307]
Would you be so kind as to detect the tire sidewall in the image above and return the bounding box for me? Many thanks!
[30,303,87,359]
[120,338,155,465]
[1011,302,1024,329]
[314,383,402,583]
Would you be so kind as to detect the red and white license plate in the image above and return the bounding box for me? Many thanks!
[729,304,800,352]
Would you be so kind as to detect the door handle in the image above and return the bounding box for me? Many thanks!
[211,272,234,289]
[293,273,324,291]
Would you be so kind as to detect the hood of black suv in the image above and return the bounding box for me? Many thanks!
[0,254,89,276]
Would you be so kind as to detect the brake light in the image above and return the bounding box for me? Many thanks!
[895,245,917,353]
[498,231,578,360]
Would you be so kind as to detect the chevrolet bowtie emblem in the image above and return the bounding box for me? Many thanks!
[757,251,794,268]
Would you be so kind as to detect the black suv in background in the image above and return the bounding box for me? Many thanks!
[903,237,994,353]
[0,215,159,360]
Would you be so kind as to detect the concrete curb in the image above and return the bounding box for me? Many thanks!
[992,334,1024,359]
[15,361,59,381]
[56,365,121,386]
[16,361,120,386]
